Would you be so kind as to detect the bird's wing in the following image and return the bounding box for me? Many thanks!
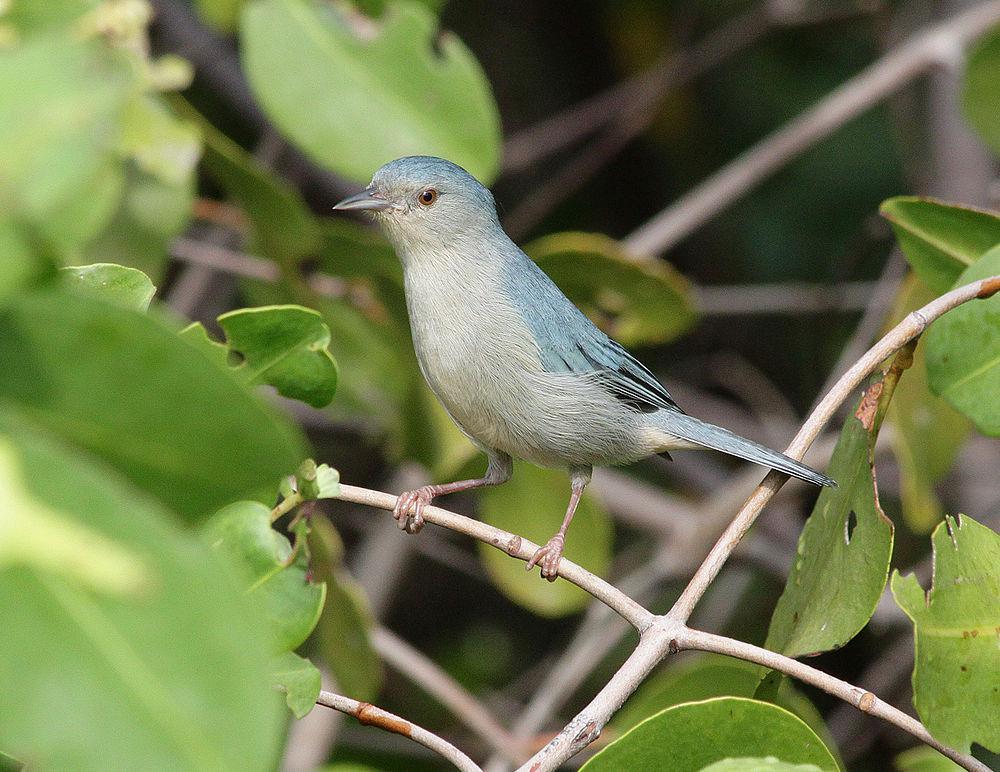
[502,253,681,414]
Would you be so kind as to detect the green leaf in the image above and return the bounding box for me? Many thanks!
[962,28,1000,156]
[477,463,612,617]
[0,289,305,520]
[581,697,838,772]
[204,500,327,652]
[526,232,697,347]
[0,424,284,770]
[886,277,970,533]
[0,438,148,596]
[894,746,963,772]
[309,517,383,702]
[241,0,501,184]
[880,197,1000,294]
[270,650,321,719]
[60,263,156,311]
[613,654,839,761]
[195,0,247,32]
[925,246,1000,436]
[699,759,823,772]
[764,374,895,658]
[891,515,1000,754]
[181,305,339,409]
[120,95,201,187]
[0,37,133,247]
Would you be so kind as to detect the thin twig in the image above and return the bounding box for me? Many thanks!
[314,690,482,772]
[667,274,1000,622]
[372,627,526,764]
[624,1,1000,256]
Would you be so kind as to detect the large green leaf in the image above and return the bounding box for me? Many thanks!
[764,374,895,658]
[962,28,1000,156]
[309,517,382,702]
[0,289,305,520]
[925,246,1000,436]
[613,654,838,761]
[477,463,612,617]
[0,37,132,247]
[891,515,1000,754]
[886,277,970,533]
[582,697,838,772]
[182,305,339,409]
[203,500,326,652]
[0,425,284,770]
[241,0,501,184]
[526,232,697,347]
[880,198,1000,294]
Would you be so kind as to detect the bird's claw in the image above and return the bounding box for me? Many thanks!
[526,534,565,582]
[393,487,433,534]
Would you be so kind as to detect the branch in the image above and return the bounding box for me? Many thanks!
[623,1,1000,256]
[315,690,482,772]
[334,484,654,630]
[371,627,526,764]
[667,274,1000,622]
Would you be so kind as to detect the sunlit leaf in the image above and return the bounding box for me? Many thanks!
[241,0,501,183]
[0,425,284,770]
[182,305,338,408]
[582,697,838,772]
[526,232,697,346]
[204,500,327,652]
[925,246,1000,436]
[891,515,1000,754]
[270,650,321,719]
[60,263,156,311]
[880,197,1000,294]
[478,463,612,617]
[0,289,305,520]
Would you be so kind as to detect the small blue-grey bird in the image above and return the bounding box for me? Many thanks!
[334,156,834,579]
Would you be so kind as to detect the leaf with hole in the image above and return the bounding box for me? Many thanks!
[526,232,697,347]
[924,246,1000,436]
[880,197,1000,294]
[582,697,838,772]
[764,372,895,658]
[270,650,321,719]
[241,0,501,183]
[181,305,338,409]
[477,463,612,617]
[203,500,326,653]
[891,514,1000,754]
[0,289,305,520]
[0,424,284,769]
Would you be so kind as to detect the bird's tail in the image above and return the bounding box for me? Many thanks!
[651,411,835,487]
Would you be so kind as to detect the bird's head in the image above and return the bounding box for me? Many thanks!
[333,156,500,253]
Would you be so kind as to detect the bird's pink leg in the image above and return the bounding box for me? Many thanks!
[527,470,590,582]
[393,454,511,534]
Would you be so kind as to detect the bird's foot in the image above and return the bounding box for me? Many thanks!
[393,486,434,534]
[526,533,565,582]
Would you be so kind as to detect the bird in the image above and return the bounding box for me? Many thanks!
[334,156,835,580]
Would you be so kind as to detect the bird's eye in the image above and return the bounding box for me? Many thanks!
[418,188,438,206]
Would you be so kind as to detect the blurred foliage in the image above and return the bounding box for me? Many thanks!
[1,0,999,768]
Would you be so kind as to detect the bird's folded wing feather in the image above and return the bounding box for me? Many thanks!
[503,253,681,414]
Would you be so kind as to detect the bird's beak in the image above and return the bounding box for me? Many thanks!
[332,188,393,212]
